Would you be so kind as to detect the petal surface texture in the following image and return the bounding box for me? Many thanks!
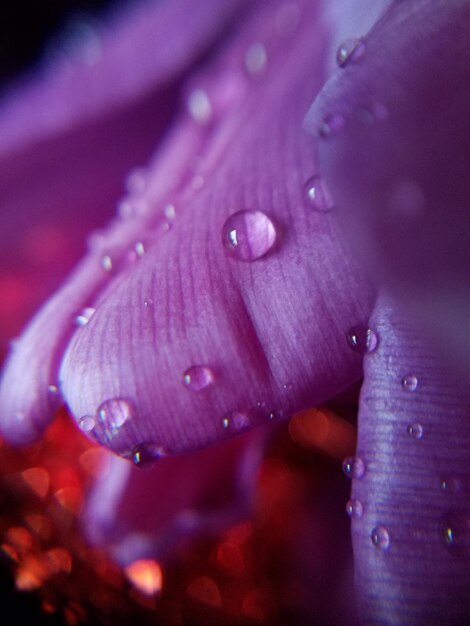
[0,0,375,451]
[307,0,470,381]
[351,293,470,625]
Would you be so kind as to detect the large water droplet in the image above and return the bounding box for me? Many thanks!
[187,88,213,124]
[132,443,168,469]
[407,423,423,439]
[78,415,96,433]
[371,526,390,550]
[342,456,365,479]
[441,511,470,556]
[75,307,96,327]
[303,175,334,212]
[336,37,365,67]
[245,43,267,75]
[183,365,215,392]
[401,375,418,391]
[97,398,132,437]
[223,210,276,261]
[221,411,253,433]
[347,327,379,354]
[346,499,364,518]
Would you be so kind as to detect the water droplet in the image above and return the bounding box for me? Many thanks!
[346,499,364,518]
[318,113,345,138]
[407,423,423,439]
[144,298,154,309]
[78,415,96,433]
[47,384,60,395]
[74,307,96,327]
[441,511,470,556]
[97,398,133,436]
[347,326,379,354]
[401,375,418,391]
[183,365,215,392]
[101,255,113,272]
[132,443,168,469]
[134,241,145,257]
[222,210,276,261]
[342,456,365,479]
[164,203,176,222]
[303,175,334,212]
[336,37,365,67]
[283,382,293,390]
[245,43,267,75]
[440,475,466,493]
[371,526,390,550]
[187,88,212,124]
[125,167,147,195]
[221,411,252,433]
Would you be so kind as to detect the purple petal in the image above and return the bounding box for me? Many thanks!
[306,0,470,380]
[350,293,470,624]
[82,427,266,565]
[49,0,376,458]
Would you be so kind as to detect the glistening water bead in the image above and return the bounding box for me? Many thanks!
[97,398,133,436]
[342,456,365,479]
[183,365,215,392]
[132,443,168,469]
[336,37,365,67]
[407,423,423,439]
[371,526,390,550]
[401,375,418,391]
[346,499,364,518]
[441,511,470,556]
[222,210,276,261]
[347,327,379,354]
[303,176,334,212]
[221,411,252,433]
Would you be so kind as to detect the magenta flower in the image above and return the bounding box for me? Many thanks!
[1,0,469,623]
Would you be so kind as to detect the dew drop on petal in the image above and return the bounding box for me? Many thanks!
[401,375,418,391]
[407,423,423,439]
[74,307,96,327]
[223,210,276,261]
[347,326,379,354]
[183,365,215,392]
[440,475,465,494]
[47,384,60,396]
[303,176,334,212]
[336,37,365,67]
[132,443,168,469]
[441,511,470,556]
[97,398,133,435]
[244,43,267,75]
[78,415,96,433]
[371,526,390,550]
[134,241,145,257]
[187,88,213,124]
[318,113,345,138]
[342,456,365,479]
[221,411,252,433]
[346,499,364,518]
[164,203,176,222]
[101,255,113,272]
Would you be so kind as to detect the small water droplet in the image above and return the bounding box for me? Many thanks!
[75,307,96,327]
[346,499,364,518]
[407,423,423,439]
[132,443,168,469]
[126,167,148,195]
[401,375,418,391]
[164,204,176,222]
[222,210,276,261]
[303,175,334,212]
[134,241,145,257]
[245,43,267,75]
[78,415,96,433]
[440,475,466,493]
[441,511,470,556]
[144,298,154,309]
[283,382,293,390]
[347,326,379,354]
[183,365,215,392]
[187,88,212,124]
[336,37,365,67]
[342,456,365,479]
[318,113,345,138]
[221,411,252,433]
[97,398,133,436]
[101,255,113,272]
[47,384,60,395]
[371,526,390,550]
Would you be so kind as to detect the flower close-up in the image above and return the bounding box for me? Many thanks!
[0,0,469,624]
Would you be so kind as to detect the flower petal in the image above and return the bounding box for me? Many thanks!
[306,0,470,380]
[82,427,266,565]
[350,293,470,624]
[54,0,375,458]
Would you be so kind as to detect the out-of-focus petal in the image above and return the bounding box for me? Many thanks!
[306,0,470,381]
[53,0,375,458]
[350,293,470,624]
[82,427,267,565]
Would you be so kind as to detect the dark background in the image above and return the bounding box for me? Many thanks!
[0,2,121,624]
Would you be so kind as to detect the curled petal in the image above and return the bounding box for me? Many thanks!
[307,0,470,380]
